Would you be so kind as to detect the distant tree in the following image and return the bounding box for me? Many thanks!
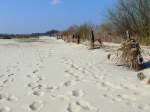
[67,25,79,35]
[46,29,59,36]
[108,0,150,41]
[78,23,94,40]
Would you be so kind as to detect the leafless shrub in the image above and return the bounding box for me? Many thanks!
[118,39,143,70]
[108,0,150,44]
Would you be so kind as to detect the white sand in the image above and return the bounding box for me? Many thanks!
[0,36,150,112]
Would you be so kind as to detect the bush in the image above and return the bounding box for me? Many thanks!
[108,0,150,42]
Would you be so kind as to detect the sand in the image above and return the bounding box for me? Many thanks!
[0,36,150,112]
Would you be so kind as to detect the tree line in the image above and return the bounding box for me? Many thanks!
[0,29,59,39]
[57,0,150,45]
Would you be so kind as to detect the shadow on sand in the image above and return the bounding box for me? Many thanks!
[140,61,150,70]
[88,46,102,50]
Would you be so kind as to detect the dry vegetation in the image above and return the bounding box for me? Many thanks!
[56,0,149,45]
[118,39,143,70]
[53,0,149,71]
[56,23,103,49]
[108,0,150,44]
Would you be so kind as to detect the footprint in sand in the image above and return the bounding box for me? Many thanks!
[114,94,125,102]
[45,85,59,93]
[28,82,39,88]
[32,91,44,97]
[65,70,83,81]
[33,69,39,74]
[29,101,43,111]
[137,105,144,110]
[0,93,18,102]
[27,82,46,89]
[67,103,80,112]
[70,64,80,71]
[3,80,9,84]
[66,100,98,112]
[71,90,84,97]
[62,80,76,87]
[36,63,40,66]
[26,74,36,78]
[6,95,18,102]
[119,84,129,90]
[4,78,14,83]
[113,94,137,103]
[34,84,46,90]
[97,81,123,91]
[0,93,7,100]
[0,107,11,112]
[102,94,117,103]
[36,76,45,83]
[97,82,108,89]
[61,58,73,65]
[64,70,74,76]
[8,73,15,77]
[103,94,108,98]
[76,100,95,111]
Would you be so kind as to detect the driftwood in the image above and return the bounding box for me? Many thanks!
[137,72,146,80]
[76,33,80,44]
[90,31,95,49]
[90,30,103,49]
[72,32,81,44]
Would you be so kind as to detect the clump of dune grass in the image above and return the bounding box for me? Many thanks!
[118,39,143,70]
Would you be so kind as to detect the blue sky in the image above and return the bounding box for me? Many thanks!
[0,0,116,34]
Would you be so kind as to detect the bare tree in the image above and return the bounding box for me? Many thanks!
[108,0,150,42]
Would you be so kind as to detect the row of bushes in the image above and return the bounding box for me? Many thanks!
[55,23,123,45]
[55,0,150,45]
[54,25,144,71]
[55,24,103,49]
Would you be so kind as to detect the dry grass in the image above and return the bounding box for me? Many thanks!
[118,39,143,70]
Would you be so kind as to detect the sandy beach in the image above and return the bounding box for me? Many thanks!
[0,36,150,112]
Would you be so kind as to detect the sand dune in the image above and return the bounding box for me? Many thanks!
[0,37,150,112]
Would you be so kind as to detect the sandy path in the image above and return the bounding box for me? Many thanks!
[0,37,150,112]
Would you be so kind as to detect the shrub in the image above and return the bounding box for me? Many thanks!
[108,0,150,42]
